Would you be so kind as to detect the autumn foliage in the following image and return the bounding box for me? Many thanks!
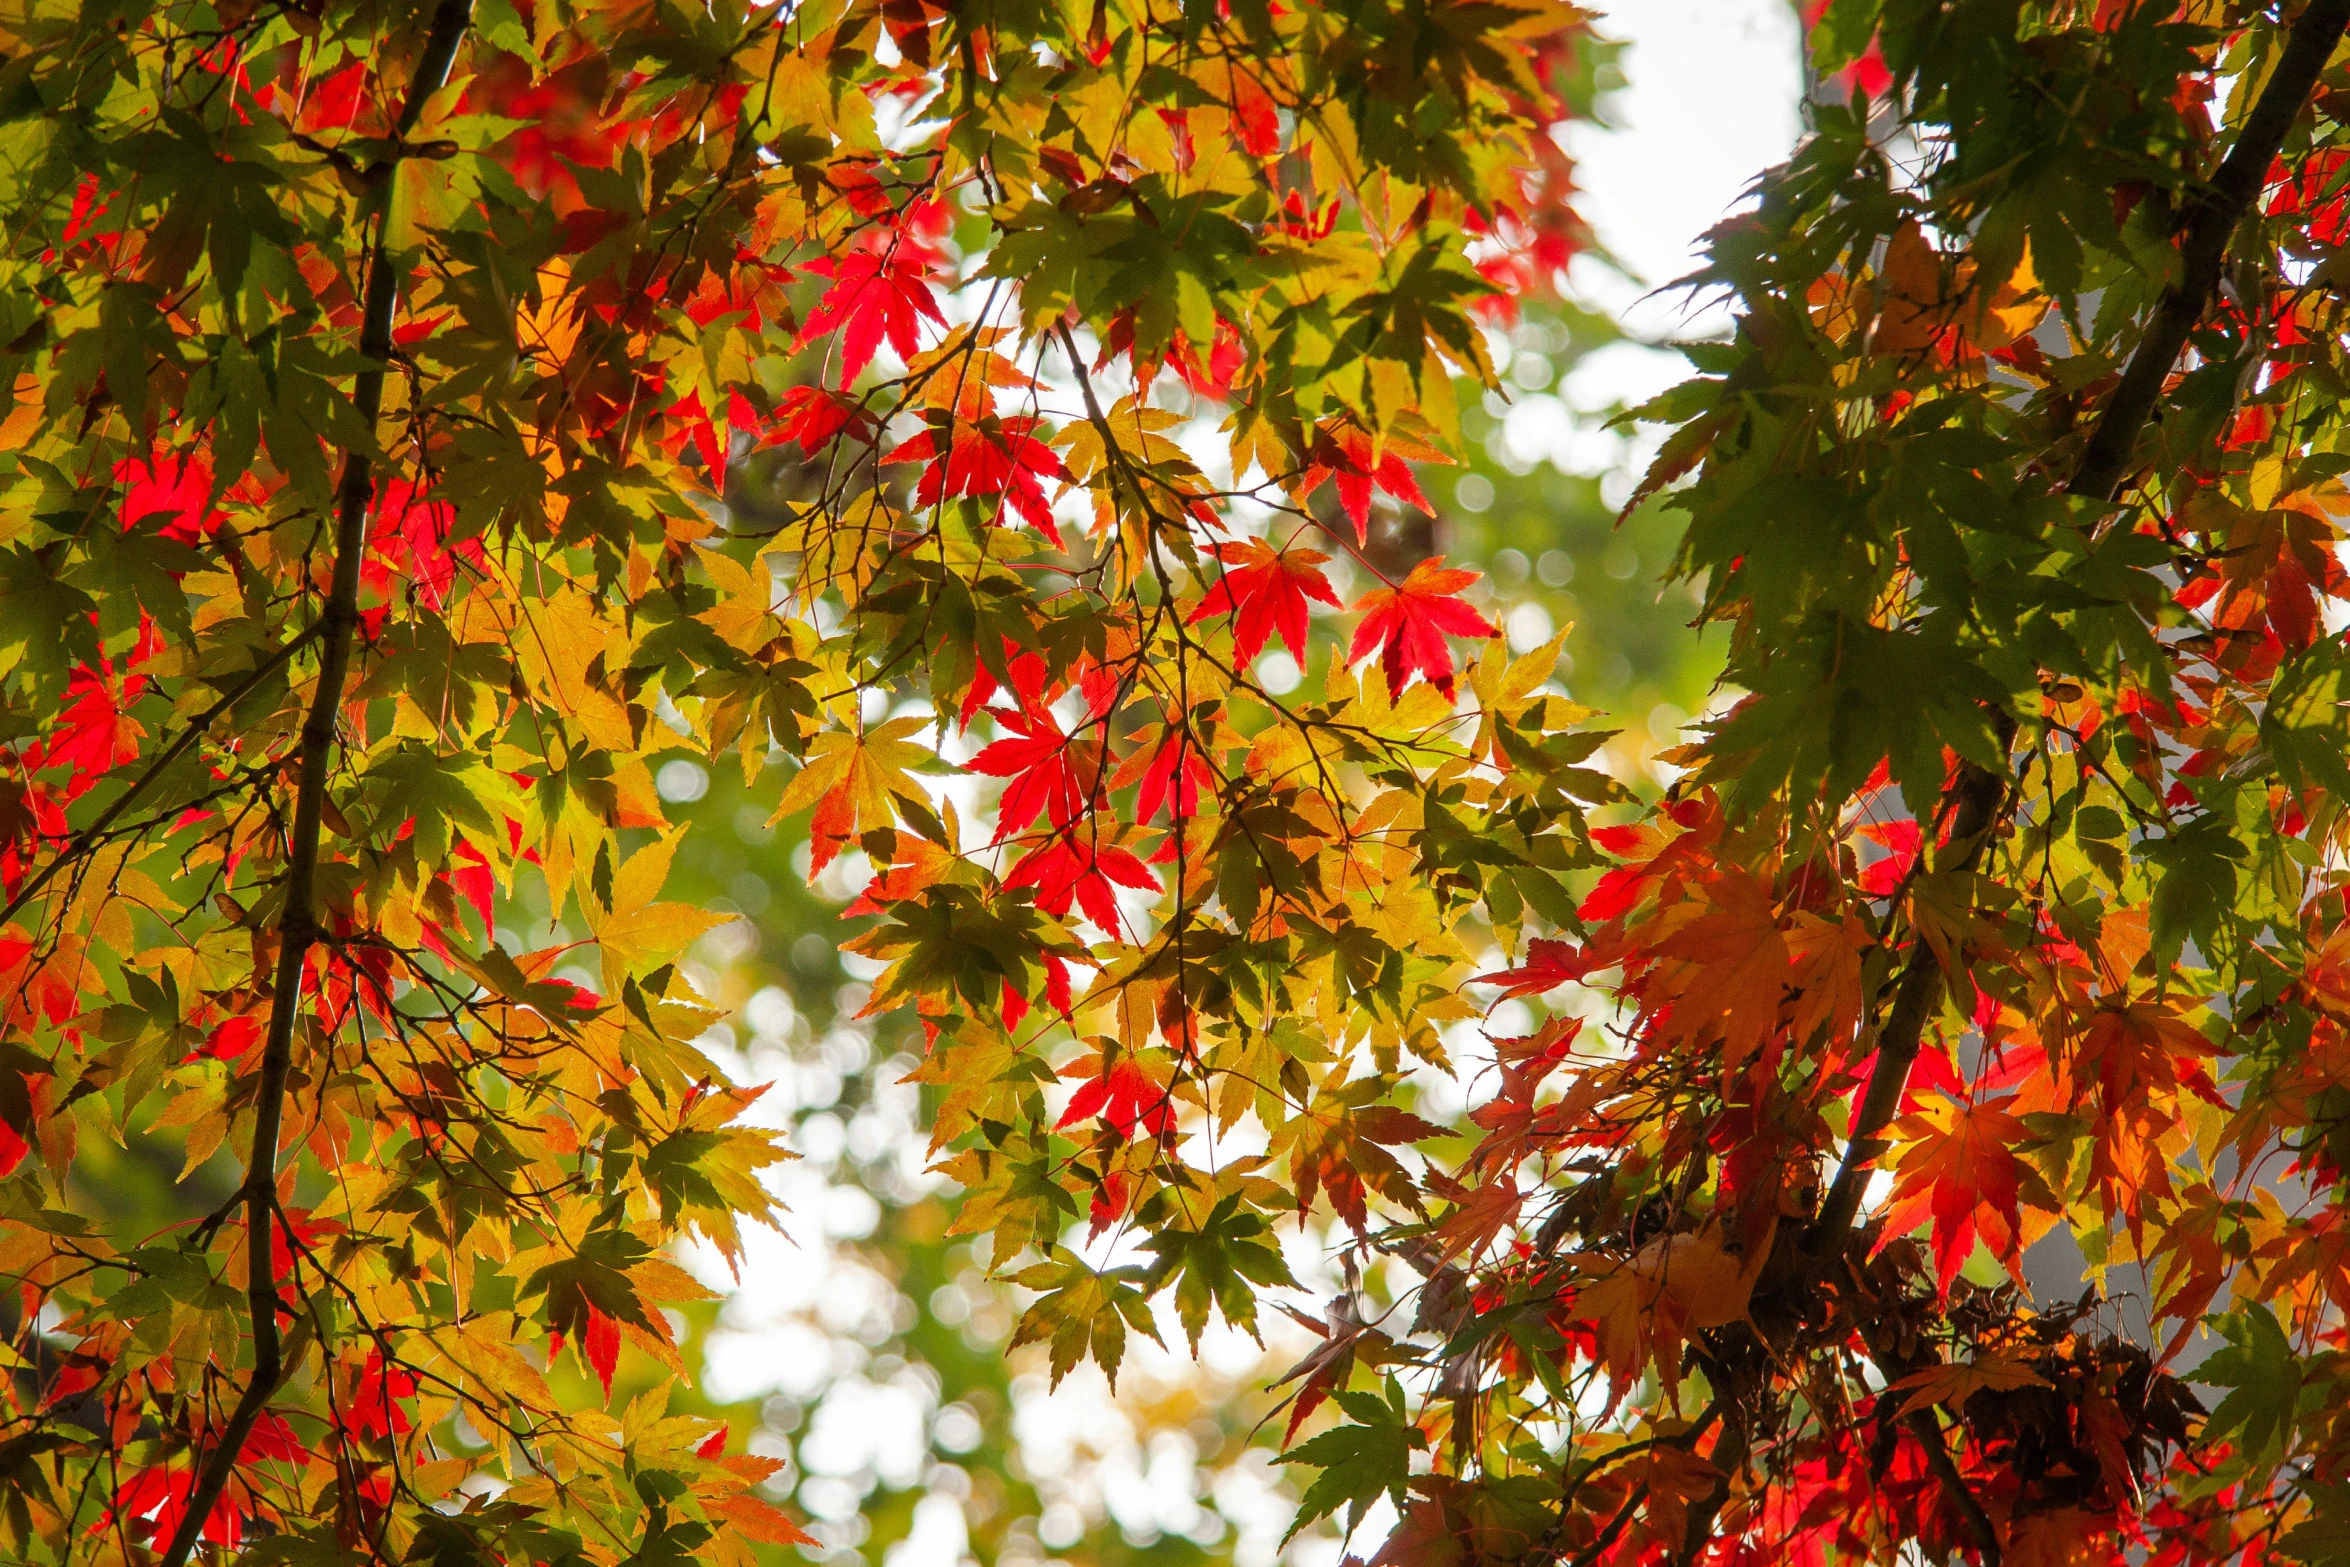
[7,0,2350,1563]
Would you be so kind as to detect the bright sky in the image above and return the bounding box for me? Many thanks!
[1570,0,1806,343]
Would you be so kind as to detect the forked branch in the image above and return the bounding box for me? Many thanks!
[0,625,323,933]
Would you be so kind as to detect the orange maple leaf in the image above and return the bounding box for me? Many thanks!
[1882,1093,2030,1291]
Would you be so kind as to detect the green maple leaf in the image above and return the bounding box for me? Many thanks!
[520,1228,659,1340]
[1139,1192,1297,1350]
[1278,1375,1425,1543]
[2201,1303,2302,1468]
[1008,1251,1163,1389]
[2283,1486,2350,1567]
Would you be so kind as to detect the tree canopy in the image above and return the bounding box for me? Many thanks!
[8,0,2350,1565]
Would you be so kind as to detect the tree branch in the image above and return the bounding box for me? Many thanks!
[1906,1404,2004,1565]
[1805,742,2011,1252]
[1784,22,2350,1557]
[1806,0,2350,1266]
[155,5,475,1562]
[2070,0,2350,504]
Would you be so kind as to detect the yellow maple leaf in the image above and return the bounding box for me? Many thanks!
[769,715,933,870]
[585,829,729,999]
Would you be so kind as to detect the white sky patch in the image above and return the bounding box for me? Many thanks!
[1569,0,1805,343]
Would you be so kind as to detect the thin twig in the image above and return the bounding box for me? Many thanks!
[0,624,322,932]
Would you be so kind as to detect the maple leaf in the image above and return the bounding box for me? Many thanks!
[523,1228,663,1388]
[1278,1377,1426,1543]
[772,715,934,873]
[1008,1253,1163,1387]
[117,450,224,541]
[798,246,945,384]
[1228,67,1281,158]
[367,477,482,611]
[1139,1192,1299,1350]
[340,1351,421,1441]
[885,409,1069,543]
[1188,537,1340,665]
[34,654,150,800]
[772,383,873,456]
[970,701,1109,840]
[1004,828,1160,936]
[1110,719,1218,824]
[1891,1353,2051,1417]
[1882,1093,2031,1292]
[1424,1168,1521,1267]
[2201,1303,2303,1466]
[1347,558,1497,700]
[1271,1306,1395,1442]
[660,387,729,480]
[111,1466,254,1550]
[1273,1084,1442,1234]
[1055,1054,1176,1141]
[2073,996,2221,1122]
[1471,937,1590,1000]
[1297,423,1449,544]
[1646,869,1793,1069]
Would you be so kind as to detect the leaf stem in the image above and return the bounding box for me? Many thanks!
[155,5,475,1563]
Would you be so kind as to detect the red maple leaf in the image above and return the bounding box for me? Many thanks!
[112,1465,256,1549]
[184,1014,263,1065]
[1297,423,1446,542]
[1169,320,1246,399]
[118,451,226,542]
[798,246,944,385]
[1229,69,1281,159]
[1347,557,1497,699]
[339,1350,420,1441]
[1187,537,1339,665]
[772,383,872,456]
[1006,829,1160,936]
[1117,721,1217,824]
[367,478,482,611]
[2269,149,2350,244]
[1856,817,1922,896]
[884,410,1069,542]
[661,388,729,478]
[1472,938,1591,1001]
[1056,1056,1177,1141]
[970,704,1109,841]
[1883,1093,2029,1292]
[32,617,163,800]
